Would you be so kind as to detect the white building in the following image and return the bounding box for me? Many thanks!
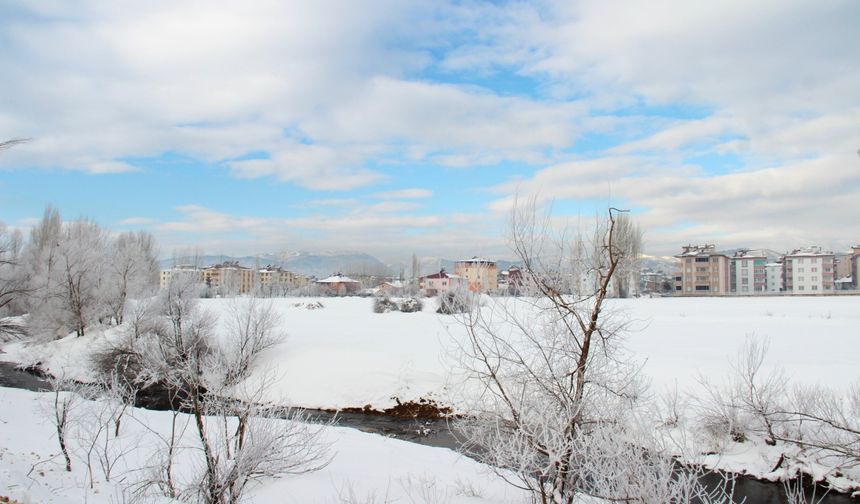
[783,247,836,294]
[765,262,783,292]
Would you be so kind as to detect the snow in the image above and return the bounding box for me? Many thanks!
[3,295,860,494]
[6,296,858,411]
[0,387,526,503]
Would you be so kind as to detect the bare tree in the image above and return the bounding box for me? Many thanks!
[95,274,330,503]
[103,231,159,325]
[700,337,860,482]
[0,221,28,338]
[0,137,31,151]
[454,200,731,503]
[25,209,111,338]
[611,212,643,298]
[44,376,80,472]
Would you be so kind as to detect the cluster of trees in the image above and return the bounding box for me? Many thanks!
[47,277,329,504]
[0,206,159,340]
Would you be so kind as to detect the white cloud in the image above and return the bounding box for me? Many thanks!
[0,1,586,188]
[373,188,433,199]
[490,153,860,255]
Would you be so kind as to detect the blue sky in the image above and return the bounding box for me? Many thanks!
[1,0,858,260]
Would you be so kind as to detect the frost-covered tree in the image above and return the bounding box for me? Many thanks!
[611,212,643,298]
[0,220,27,337]
[95,275,329,503]
[454,200,731,504]
[25,208,109,338]
[102,231,159,325]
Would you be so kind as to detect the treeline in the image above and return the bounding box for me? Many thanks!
[0,206,159,340]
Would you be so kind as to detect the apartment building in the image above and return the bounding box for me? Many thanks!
[853,246,860,289]
[765,262,783,292]
[419,269,467,297]
[730,249,767,293]
[203,261,255,295]
[675,244,731,295]
[258,266,306,294]
[159,265,205,289]
[783,247,836,294]
[454,257,498,293]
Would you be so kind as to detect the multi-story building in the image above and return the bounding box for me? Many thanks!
[258,266,306,295]
[675,244,731,295]
[203,261,254,295]
[159,265,204,289]
[783,247,836,294]
[765,261,783,292]
[454,257,498,293]
[853,246,860,289]
[730,249,767,294]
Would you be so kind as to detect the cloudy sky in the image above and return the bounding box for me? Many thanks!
[1,0,858,260]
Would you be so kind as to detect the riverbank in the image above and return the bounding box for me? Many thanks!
[3,295,859,500]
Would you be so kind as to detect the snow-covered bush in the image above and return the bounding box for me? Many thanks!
[399,297,423,313]
[435,292,471,315]
[374,297,400,314]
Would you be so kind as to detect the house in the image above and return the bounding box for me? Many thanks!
[316,274,361,296]
[675,244,731,295]
[454,257,498,293]
[377,280,405,296]
[419,269,466,297]
[499,266,525,295]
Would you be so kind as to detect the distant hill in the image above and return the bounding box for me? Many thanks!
[159,251,389,278]
[407,256,522,278]
[639,255,680,274]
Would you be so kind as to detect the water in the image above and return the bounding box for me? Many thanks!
[0,362,854,503]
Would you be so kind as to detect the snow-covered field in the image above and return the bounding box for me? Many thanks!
[4,295,858,411]
[0,387,525,504]
[2,295,859,500]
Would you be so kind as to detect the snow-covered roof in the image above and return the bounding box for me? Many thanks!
[317,274,359,284]
[455,256,495,264]
[421,271,463,280]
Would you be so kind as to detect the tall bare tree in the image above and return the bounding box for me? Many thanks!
[0,221,28,337]
[103,231,159,325]
[454,200,731,503]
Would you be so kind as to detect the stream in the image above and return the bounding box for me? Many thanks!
[0,361,854,503]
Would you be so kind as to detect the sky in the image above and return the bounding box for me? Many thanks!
[1,0,858,261]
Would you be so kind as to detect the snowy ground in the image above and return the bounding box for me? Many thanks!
[0,387,526,504]
[4,296,857,410]
[2,295,859,497]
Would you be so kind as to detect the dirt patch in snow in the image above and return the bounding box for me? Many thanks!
[336,397,454,419]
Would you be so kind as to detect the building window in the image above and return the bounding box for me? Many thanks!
[812,285,818,290]
[798,286,805,291]
[695,257,709,263]
[695,285,710,291]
